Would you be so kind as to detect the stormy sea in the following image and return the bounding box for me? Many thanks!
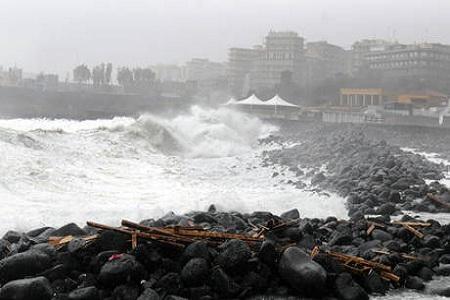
[1,106,450,299]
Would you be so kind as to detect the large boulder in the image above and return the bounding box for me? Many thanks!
[216,239,251,273]
[0,276,52,300]
[0,250,52,283]
[278,247,327,296]
[98,254,146,287]
[180,258,209,287]
[52,223,86,237]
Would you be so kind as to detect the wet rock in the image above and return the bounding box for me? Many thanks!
[111,284,140,300]
[2,230,22,244]
[405,276,425,290]
[371,229,392,242]
[334,273,369,300]
[431,287,450,297]
[416,266,434,281]
[0,276,52,300]
[0,250,52,283]
[52,223,86,237]
[155,273,181,294]
[68,286,100,300]
[375,203,396,216]
[280,209,300,220]
[216,239,251,273]
[0,239,11,260]
[258,241,277,267]
[181,258,209,287]
[210,267,241,296]
[137,288,160,300]
[182,241,210,263]
[97,230,129,252]
[363,271,387,295]
[423,235,441,248]
[98,254,146,287]
[435,264,450,276]
[278,247,327,296]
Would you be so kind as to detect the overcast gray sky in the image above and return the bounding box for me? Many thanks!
[1,0,449,76]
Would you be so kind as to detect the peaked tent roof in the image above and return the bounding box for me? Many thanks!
[223,97,238,105]
[265,95,299,107]
[236,94,265,105]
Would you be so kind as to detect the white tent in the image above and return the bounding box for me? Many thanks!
[236,94,265,106]
[264,95,299,108]
[223,97,238,106]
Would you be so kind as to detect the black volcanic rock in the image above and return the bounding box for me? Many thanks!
[0,250,52,283]
[0,276,52,300]
[278,247,327,296]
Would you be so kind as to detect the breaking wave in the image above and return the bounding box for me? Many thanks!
[0,106,347,233]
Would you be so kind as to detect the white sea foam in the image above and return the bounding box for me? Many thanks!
[0,106,347,233]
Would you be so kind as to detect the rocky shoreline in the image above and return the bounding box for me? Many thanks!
[1,123,449,299]
[1,209,450,299]
[262,123,450,217]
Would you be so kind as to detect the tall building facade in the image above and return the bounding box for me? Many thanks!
[305,41,350,76]
[365,43,450,92]
[227,47,261,97]
[250,31,305,93]
[351,39,395,74]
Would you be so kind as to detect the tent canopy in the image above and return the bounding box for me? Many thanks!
[264,95,299,107]
[236,94,265,105]
[223,97,237,105]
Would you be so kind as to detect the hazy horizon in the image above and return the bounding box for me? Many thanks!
[1,0,449,76]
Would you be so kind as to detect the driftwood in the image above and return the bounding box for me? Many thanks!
[85,220,264,250]
[311,246,400,283]
[48,235,98,249]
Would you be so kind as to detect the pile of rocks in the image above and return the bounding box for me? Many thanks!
[1,209,450,299]
[263,128,449,217]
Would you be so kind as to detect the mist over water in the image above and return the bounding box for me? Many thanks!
[0,106,347,233]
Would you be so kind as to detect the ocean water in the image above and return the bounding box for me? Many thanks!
[0,106,347,233]
[1,107,449,299]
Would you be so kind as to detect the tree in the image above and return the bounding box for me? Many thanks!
[73,64,91,83]
[117,67,133,86]
[105,63,113,85]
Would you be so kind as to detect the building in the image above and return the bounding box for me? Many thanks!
[339,88,448,109]
[250,31,305,93]
[185,58,227,95]
[227,47,261,97]
[365,43,450,92]
[351,39,395,74]
[339,88,385,107]
[151,64,186,82]
[305,41,350,76]
[0,66,23,86]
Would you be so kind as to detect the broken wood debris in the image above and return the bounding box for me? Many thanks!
[84,220,264,250]
[311,246,400,283]
[48,235,98,249]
